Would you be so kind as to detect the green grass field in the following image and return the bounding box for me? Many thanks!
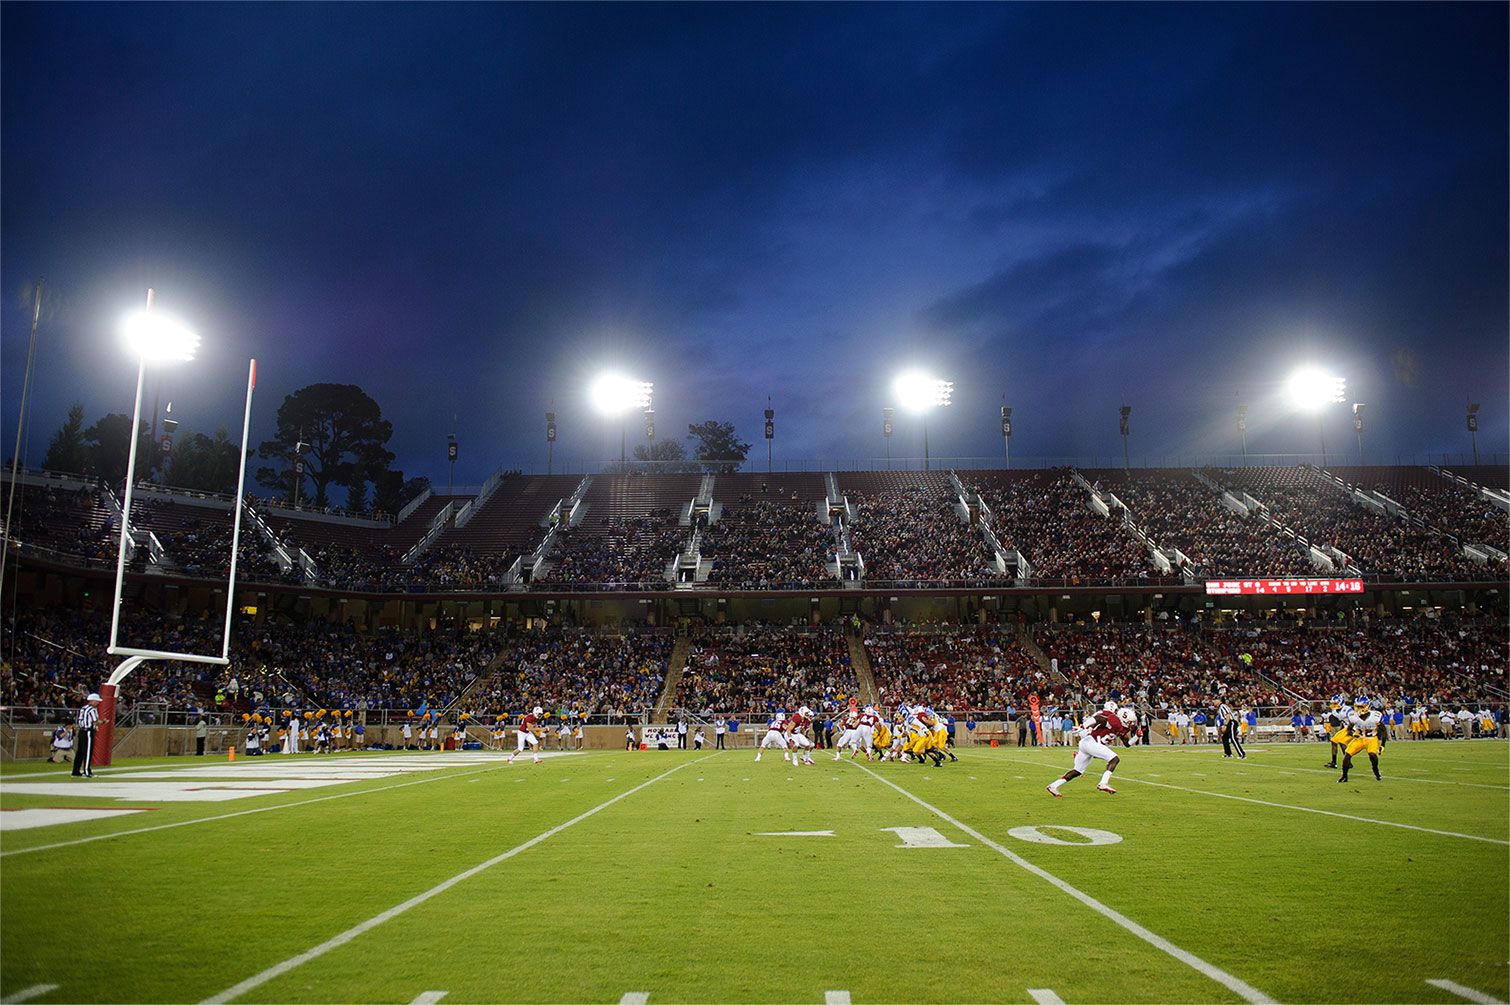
[2,739,1506,1004]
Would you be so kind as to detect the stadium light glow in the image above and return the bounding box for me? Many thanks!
[590,374,653,416]
[893,372,953,413]
[1285,368,1346,413]
[121,308,199,363]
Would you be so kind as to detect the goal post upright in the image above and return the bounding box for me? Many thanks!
[98,354,257,768]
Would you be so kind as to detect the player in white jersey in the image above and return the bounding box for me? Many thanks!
[509,706,544,764]
[1047,702,1133,797]
[1338,699,1383,782]
[756,713,791,762]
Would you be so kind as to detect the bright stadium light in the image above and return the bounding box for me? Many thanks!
[590,374,653,465]
[1285,368,1346,413]
[891,372,952,470]
[894,372,953,413]
[121,307,200,363]
[1286,367,1346,466]
[590,374,653,416]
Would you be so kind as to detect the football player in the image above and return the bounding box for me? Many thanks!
[755,712,790,762]
[1323,698,1351,768]
[783,706,818,766]
[509,705,544,764]
[1047,701,1132,797]
[1338,699,1382,783]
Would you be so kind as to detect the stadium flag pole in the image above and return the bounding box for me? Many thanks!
[221,359,257,661]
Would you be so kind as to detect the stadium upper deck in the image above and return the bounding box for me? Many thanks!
[3,463,1505,597]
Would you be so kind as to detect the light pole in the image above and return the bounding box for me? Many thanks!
[882,407,894,470]
[1351,403,1366,464]
[447,430,458,496]
[545,411,557,474]
[894,373,952,471]
[1467,400,1480,465]
[110,291,200,652]
[1236,404,1248,467]
[1286,368,1346,466]
[1119,405,1132,472]
[764,400,774,474]
[590,374,652,467]
[1000,404,1013,469]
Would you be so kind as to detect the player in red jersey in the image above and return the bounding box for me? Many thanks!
[509,705,544,764]
[784,705,818,765]
[1047,701,1133,796]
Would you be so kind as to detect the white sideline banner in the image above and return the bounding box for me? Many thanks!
[640,726,680,748]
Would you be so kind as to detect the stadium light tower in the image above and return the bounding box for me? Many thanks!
[894,372,952,470]
[111,291,200,651]
[1285,367,1346,466]
[1351,403,1366,464]
[1466,399,1480,465]
[590,373,653,465]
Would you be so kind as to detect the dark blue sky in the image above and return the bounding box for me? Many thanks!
[4,2,1506,489]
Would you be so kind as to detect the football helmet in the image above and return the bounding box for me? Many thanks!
[1117,707,1137,729]
[798,705,813,719]
[1103,700,1118,712]
[533,705,543,716]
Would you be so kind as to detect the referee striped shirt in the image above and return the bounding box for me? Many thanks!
[1217,701,1233,727]
[77,703,99,730]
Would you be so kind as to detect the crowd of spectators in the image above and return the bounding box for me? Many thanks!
[865,624,1046,710]
[1235,481,1485,581]
[1396,482,1510,555]
[134,502,296,583]
[675,626,860,715]
[975,473,1156,583]
[1099,471,1317,578]
[3,482,118,566]
[702,494,835,588]
[847,486,1002,584]
[475,629,671,721]
[535,511,686,588]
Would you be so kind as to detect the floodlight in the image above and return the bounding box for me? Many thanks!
[1285,368,1346,413]
[893,372,953,413]
[590,374,653,415]
[121,309,199,363]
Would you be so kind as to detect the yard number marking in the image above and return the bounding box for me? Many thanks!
[882,826,968,848]
[825,993,852,1004]
[1009,826,1123,846]
[620,994,650,1004]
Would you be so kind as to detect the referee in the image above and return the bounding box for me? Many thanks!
[71,692,100,778]
[1218,697,1245,759]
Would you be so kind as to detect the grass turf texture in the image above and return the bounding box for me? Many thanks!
[1,741,1505,1004]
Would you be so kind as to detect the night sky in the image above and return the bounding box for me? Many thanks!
[3,3,1506,494]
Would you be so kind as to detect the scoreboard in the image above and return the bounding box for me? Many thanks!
[1204,578,1363,596]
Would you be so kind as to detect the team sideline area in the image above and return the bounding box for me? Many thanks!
[1,741,1505,1003]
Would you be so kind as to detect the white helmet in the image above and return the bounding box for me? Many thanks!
[798,705,813,719]
[1103,700,1118,712]
[1117,707,1137,728]
[533,705,543,716]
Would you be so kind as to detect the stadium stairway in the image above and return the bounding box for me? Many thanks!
[649,635,692,724]
[1018,631,1063,685]
[448,644,519,713]
[845,631,880,706]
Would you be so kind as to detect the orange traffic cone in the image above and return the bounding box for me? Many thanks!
[229,744,235,762]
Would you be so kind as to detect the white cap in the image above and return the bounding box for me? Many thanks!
[87,693,101,702]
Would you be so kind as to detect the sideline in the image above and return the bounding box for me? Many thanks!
[848,761,1276,1004]
[968,752,1509,846]
[201,753,717,1004]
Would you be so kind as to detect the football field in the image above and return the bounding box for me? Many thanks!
[2,740,1506,1004]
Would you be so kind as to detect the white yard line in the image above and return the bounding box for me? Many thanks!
[1027,990,1066,1005]
[201,755,716,1004]
[971,752,1509,845]
[619,994,649,1005]
[848,762,1275,1004]
[408,992,448,1004]
[2,764,504,858]
[1426,978,1508,1004]
[1127,777,1508,845]
[0,985,59,1004]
